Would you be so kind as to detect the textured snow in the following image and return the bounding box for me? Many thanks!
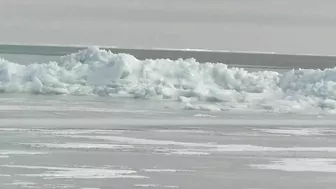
[1,47,336,113]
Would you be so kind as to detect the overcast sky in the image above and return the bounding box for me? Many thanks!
[1,0,336,55]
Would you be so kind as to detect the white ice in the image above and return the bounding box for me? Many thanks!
[2,47,336,113]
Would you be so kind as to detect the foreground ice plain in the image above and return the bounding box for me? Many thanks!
[1,96,336,189]
[1,47,336,189]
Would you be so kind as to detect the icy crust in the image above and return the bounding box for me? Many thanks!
[1,46,336,112]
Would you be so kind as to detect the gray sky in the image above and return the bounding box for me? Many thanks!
[1,0,336,55]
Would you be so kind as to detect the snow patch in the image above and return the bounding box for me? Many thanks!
[254,128,325,136]
[154,148,210,156]
[142,169,194,173]
[0,150,48,156]
[134,184,160,188]
[66,135,216,148]
[2,165,147,179]
[66,135,336,153]
[193,114,218,118]
[156,129,210,134]
[215,145,336,152]
[251,158,336,172]
[42,184,75,188]
[166,151,210,156]
[163,186,179,188]
[35,129,126,135]
[23,143,134,150]
[0,104,147,113]
[5,181,36,188]
[134,184,179,188]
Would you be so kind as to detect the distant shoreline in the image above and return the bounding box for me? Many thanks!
[0,44,335,69]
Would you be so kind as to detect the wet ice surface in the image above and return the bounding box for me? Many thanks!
[1,95,336,189]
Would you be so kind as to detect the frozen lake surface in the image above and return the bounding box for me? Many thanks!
[2,0,336,188]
